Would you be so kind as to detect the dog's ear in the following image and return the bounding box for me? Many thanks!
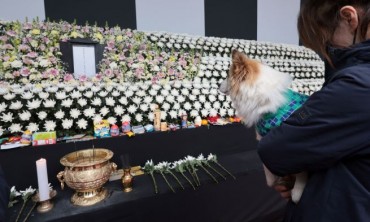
[231,49,246,64]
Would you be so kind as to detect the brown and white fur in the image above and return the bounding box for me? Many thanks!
[219,50,307,204]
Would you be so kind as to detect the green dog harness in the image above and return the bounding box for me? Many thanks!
[256,89,308,137]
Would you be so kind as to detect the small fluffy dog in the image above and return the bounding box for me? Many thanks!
[219,50,308,204]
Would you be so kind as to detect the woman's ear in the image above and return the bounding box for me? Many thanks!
[339,6,359,31]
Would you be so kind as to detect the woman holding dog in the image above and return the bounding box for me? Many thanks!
[258,0,370,221]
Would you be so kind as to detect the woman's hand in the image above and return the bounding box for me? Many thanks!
[274,175,296,200]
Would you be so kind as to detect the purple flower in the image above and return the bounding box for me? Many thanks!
[20,67,30,77]
[27,52,38,58]
[64,74,74,82]
[79,74,87,82]
[104,69,113,78]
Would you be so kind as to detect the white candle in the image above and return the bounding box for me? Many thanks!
[36,158,50,201]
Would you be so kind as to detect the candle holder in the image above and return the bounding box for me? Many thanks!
[32,189,57,213]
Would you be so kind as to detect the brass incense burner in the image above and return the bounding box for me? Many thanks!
[57,148,116,206]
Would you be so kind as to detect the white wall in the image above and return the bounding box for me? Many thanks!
[257,0,300,45]
[135,0,205,36]
[0,0,45,21]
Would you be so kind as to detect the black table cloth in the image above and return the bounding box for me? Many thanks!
[1,124,286,222]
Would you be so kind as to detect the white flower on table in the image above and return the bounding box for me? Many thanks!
[9,101,22,110]
[132,96,141,105]
[219,108,227,117]
[177,95,185,103]
[162,102,170,111]
[135,113,143,122]
[37,111,47,120]
[190,110,199,117]
[201,109,209,117]
[160,111,167,120]
[27,123,39,132]
[173,103,180,110]
[165,95,174,103]
[139,104,149,112]
[171,89,179,97]
[84,107,96,118]
[70,90,82,99]
[126,90,134,97]
[91,86,101,93]
[54,110,65,119]
[119,97,128,105]
[169,110,177,119]
[93,115,103,124]
[227,109,235,116]
[148,112,154,121]
[155,95,164,104]
[9,123,22,133]
[111,90,120,97]
[38,92,49,100]
[62,119,73,129]
[19,110,32,121]
[44,120,56,131]
[183,102,192,111]
[143,96,153,104]
[161,89,169,97]
[114,105,125,116]
[121,115,131,122]
[193,101,201,111]
[98,90,108,97]
[77,119,88,129]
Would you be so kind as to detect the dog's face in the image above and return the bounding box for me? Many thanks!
[219,50,292,127]
[219,50,261,97]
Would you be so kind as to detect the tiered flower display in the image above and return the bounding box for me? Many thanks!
[0,19,324,137]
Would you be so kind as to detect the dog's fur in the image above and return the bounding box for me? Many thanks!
[219,50,307,203]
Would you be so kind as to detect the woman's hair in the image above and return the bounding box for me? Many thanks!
[298,0,370,65]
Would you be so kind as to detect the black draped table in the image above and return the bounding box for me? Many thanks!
[1,124,286,222]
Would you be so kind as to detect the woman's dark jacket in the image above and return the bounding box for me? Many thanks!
[258,40,370,222]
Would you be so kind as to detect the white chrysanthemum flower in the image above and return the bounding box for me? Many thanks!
[107,117,117,125]
[0,103,7,113]
[106,97,115,106]
[117,85,127,92]
[193,101,202,110]
[188,95,196,101]
[165,95,175,103]
[171,89,179,96]
[149,89,157,96]
[161,102,170,111]
[43,99,56,108]
[64,86,74,92]
[181,88,190,96]
[219,108,227,117]
[9,101,23,110]
[62,98,73,108]
[144,96,153,104]
[213,101,221,109]
[169,110,177,119]
[9,123,22,133]
[126,90,134,97]
[221,71,227,78]
[4,93,16,100]
[112,90,120,97]
[222,101,231,108]
[19,110,32,121]
[77,85,86,91]
[27,99,41,109]
[45,86,58,93]
[160,111,167,120]
[198,95,206,103]
[38,92,49,100]
[70,90,82,99]
[173,103,180,110]
[119,97,128,105]
[37,111,47,120]
[210,88,218,95]
[98,90,108,97]
[156,95,164,104]
[159,90,168,97]
[135,113,143,122]
[218,95,225,101]
[55,91,67,100]
[121,115,131,122]
[132,96,142,105]
[148,112,154,121]
[204,102,212,110]
[190,110,199,117]
[201,88,210,95]
[62,119,73,129]
[0,88,9,96]
[54,110,65,119]
[93,115,103,124]
[227,109,235,116]
[173,81,181,88]
[208,95,217,102]
[77,119,88,129]
[183,102,192,111]
[152,85,161,91]
[70,108,81,119]
[91,86,101,93]
[201,109,209,117]
[44,120,56,131]
[1,112,13,122]
[21,92,34,100]
[27,123,39,132]
[84,91,93,98]
[136,90,146,97]
[177,95,185,103]
[77,98,87,107]
[84,107,96,118]
[198,70,205,77]
[91,97,102,106]
[127,105,137,114]
[114,105,124,116]
[100,106,110,116]
[140,104,149,112]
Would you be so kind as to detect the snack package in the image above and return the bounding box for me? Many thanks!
[94,120,110,138]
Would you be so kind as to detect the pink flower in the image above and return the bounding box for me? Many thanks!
[18,44,30,52]
[27,52,38,58]
[39,44,46,51]
[6,30,17,37]
[3,56,10,62]
[95,73,102,81]
[104,69,113,78]
[138,54,145,62]
[0,36,8,42]
[79,74,87,82]
[13,71,20,77]
[64,74,74,82]
[20,67,30,77]
[49,68,59,76]
[42,72,49,79]
[22,58,33,65]
[23,22,32,30]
